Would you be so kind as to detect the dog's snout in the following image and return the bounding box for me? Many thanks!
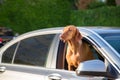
[60,34,64,39]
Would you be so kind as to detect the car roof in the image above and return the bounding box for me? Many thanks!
[17,26,120,35]
[14,27,120,41]
[80,27,120,34]
[1,26,120,47]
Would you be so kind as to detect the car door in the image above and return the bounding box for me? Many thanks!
[0,33,57,80]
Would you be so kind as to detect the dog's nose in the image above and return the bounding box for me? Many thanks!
[60,34,66,39]
[59,34,66,42]
[59,34,63,39]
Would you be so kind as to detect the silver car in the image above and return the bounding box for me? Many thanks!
[0,27,120,80]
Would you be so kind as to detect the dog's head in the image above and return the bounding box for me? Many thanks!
[60,25,82,42]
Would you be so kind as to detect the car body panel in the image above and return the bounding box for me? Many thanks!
[0,63,100,80]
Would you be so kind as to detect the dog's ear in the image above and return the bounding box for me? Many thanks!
[75,29,82,42]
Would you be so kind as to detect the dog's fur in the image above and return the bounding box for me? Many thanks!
[60,25,94,71]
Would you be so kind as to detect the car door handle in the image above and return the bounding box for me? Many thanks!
[48,73,62,80]
[0,66,6,72]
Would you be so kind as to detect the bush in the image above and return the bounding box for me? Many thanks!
[88,1,107,9]
[70,6,120,27]
[0,0,71,34]
[106,0,116,6]
[0,0,120,34]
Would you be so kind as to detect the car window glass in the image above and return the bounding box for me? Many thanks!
[2,34,56,67]
[104,36,120,54]
[2,43,18,63]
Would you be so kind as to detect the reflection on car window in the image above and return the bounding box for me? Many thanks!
[2,43,18,63]
[104,36,120,54]
[2,34,56,67]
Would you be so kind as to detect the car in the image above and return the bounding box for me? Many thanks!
[0,27,120,80]
[0,27,14,47]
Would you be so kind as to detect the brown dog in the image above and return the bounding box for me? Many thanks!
[60,25,94,71]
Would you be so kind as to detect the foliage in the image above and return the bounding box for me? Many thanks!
[70,6,120,27]
[88,0,107,9]
[0,0,120,34]
[0,0,71,34]
[106,0,116,6]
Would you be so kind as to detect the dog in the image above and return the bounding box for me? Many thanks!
[60,25,94,71]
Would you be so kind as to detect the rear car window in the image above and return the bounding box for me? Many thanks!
[2,34,56,67]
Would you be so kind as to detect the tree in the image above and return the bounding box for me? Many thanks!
[75,0,94,10]
[106,0,116,6]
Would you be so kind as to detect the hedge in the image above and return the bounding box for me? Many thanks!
[70,6,120,27]
[0,0,120,34]
[0,0,71,34]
